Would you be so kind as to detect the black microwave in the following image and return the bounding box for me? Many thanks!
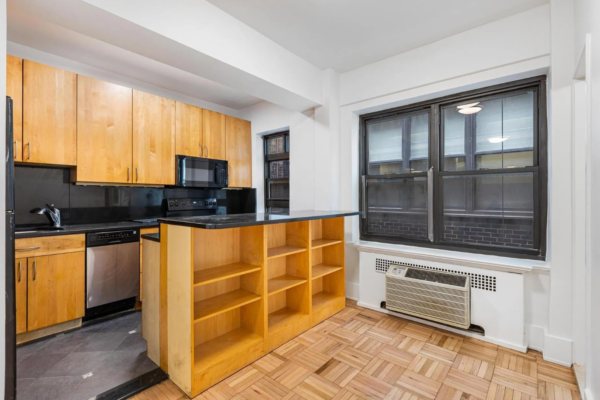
[175,155,228,188]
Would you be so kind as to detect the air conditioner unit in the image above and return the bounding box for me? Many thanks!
[386,265,471,329]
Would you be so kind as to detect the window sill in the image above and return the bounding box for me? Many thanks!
[352,240,549,275]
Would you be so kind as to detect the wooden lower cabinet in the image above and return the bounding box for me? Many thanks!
[15,259,27,334]
[27,252,85,332]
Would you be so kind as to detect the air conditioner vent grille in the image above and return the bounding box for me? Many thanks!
[385,266,471,329]
[375,258,496,292]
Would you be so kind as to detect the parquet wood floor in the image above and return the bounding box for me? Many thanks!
[129,300,582,400]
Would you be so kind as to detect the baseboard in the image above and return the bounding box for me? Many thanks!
[17,318,82,345]
[585,388,594,400]
[345,281,359,301]
[527,324,546,352]
[357,301,527,353]
[543,333,573,367]
[573,364,586,400]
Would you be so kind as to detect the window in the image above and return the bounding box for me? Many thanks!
[264,131,290,214]
[360,77,547,259]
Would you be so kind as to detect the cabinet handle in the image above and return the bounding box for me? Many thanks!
[136,167,138,182]
[127,167,130,182]
[205,146,208,158]
[18,261,21,282]
[28,142,31,160]
[16,246,41,251]
[13,141,16,159]
[200,145,202,157]
[33,260,36,281]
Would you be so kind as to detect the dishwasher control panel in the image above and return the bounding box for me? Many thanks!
[87,229,140,247]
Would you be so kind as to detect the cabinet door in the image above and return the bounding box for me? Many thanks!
[225,116,252,188]
[27,252,85,331]
[23,60,76,166]
[203,109,226,160]
[15,259,27,334]
[76,76,133,183]
[175,102,202,157]
[133,90,175,185]
[7,55,23,162]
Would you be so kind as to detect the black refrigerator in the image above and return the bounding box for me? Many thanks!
[5,96,16,400]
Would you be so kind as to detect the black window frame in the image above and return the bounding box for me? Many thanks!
[359,76,548,260]
[263,131,290,213]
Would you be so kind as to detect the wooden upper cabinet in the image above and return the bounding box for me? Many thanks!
[15,259,27,334]
[76,76,133,184]
[175,101,202,158]
[203,109,226,160]
[23,60,77,166]
[27,252,85,331]
[133,90,176,185]
[225,116,252,188]
[7,55,23,162]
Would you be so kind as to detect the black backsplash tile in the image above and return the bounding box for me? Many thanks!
[15,166,256,228]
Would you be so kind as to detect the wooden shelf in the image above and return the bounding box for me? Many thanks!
[268,275,307,295]
[311,239,342,249]
[312,292,342,312]
[194,289,260,323]
[194,262,261,286]
[194,328,263,370]
[267,246,306,259]
[312,264,343,280]
[268,307,306,332]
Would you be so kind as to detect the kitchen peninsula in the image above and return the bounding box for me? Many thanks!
[149,210,360,397]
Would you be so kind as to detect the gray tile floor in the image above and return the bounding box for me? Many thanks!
[16,311,158,400]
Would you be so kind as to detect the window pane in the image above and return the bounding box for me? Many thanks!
[365,177,428,240]
[268,182,289,200]
[409,113,429,172]
[442,91,535,171]
[367,113,429,175]
[441,173,534,249]
[269,160,289,179]
[367,118,402,175]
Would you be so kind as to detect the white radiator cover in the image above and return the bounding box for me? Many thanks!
[386,266,471,329]
[358,250,526,351]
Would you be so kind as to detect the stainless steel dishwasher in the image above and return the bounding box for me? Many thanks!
[86,229,140,310]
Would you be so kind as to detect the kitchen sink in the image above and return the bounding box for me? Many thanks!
[16,226,65,234]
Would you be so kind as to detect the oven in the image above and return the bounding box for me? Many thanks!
[175,155,228,188]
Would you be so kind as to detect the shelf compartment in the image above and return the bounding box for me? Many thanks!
[194,262,261,286]
[312,292,343,312]
[311,239,342,249]
[268,275,307,295]
[268,307,306,332]
[194,328,263,370]
[193,289,260,323]
[312,264,343,280]
[267,246,306,259]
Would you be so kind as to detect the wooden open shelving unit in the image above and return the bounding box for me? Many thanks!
[162,216,345,398]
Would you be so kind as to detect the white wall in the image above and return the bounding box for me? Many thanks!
[574,0,600,395]
[336,4,560,361]
[340,5,550,106]
[240,69,341,213]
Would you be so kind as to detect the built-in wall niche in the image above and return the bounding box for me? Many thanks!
[192,225,265,379]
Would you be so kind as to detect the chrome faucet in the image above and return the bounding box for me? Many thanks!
[37,204,61,227]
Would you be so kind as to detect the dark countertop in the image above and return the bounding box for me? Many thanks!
[15,221,160,238]
[141,233,160,243]
[158,210,362,229]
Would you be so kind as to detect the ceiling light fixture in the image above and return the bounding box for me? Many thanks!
[488,137,508,144]
[457,102,483,114]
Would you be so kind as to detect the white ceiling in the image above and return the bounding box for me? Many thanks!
[207,0,548,72]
